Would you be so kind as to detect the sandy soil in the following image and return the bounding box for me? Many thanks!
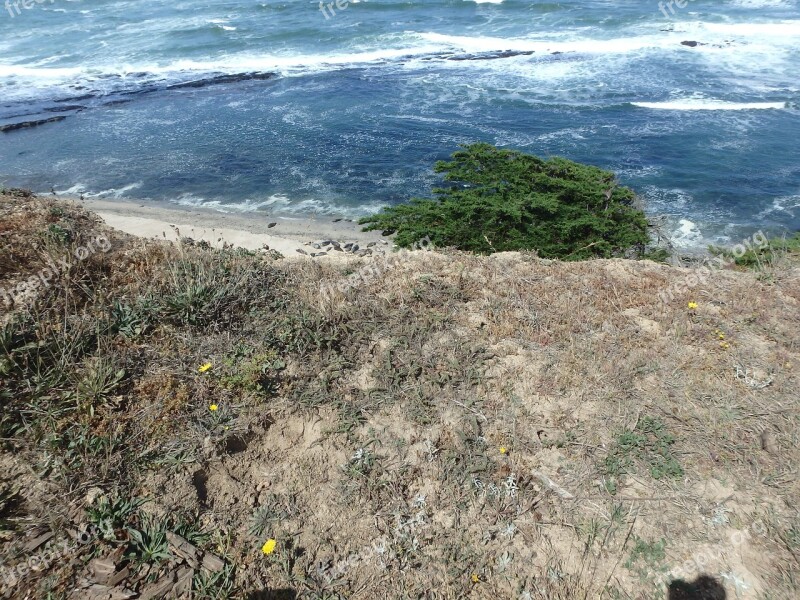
[69,196,392,257]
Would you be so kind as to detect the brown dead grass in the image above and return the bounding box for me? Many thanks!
[1,192,798,600]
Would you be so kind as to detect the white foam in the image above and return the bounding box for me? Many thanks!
[672,218,705,249]
[417,32,676,55]
[56,184,87,196]
[1,19,798,102]
[632,99,785,110]
[173,193,386,217]
[759,195,800,219]
[84,183,143,199]
[699,20,800,37]
[731,0,790,6]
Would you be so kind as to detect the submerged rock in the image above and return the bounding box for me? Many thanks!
[0,116,67,133]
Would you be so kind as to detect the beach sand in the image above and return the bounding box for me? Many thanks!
[71,197,393,257]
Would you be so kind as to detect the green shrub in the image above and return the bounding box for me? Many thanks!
[220,349,284,397]
[360,143,652,260]
[603,416,683,495]
[709,232,800,269]
[158,251,267,327]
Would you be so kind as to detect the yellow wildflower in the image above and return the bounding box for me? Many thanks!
[499,447,508,455]
[719,342,730,349]
[209,404,219,412]
[471,573,480,583]
[718,333,725,340]
[198,362,212,373]
[262,538,277,555]
[687,301,698,310]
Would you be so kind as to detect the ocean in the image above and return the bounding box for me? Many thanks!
[0,0,798,249]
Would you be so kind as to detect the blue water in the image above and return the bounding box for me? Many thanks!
[1,0,798,248]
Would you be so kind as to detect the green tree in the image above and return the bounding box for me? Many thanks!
[360,143,652,260]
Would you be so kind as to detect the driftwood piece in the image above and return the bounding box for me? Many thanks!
[24,530,55,552]
[138,572,176,600]
[167,531,200,569]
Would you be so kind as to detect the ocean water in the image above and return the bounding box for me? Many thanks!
[0,0,798,248]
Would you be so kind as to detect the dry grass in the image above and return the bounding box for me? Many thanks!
[0,192,798,599]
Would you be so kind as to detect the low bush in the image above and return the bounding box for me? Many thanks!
[360,143,653,260]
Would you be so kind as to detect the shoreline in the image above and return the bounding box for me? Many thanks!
[25,193,776,262]
[66,196,393,258]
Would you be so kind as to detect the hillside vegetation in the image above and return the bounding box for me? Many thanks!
[1,190,799,600]
[359,144,655,260]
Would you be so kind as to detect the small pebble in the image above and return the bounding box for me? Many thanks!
[296,248,308,255]
[267,222,277,228]
[367,242,376,247]
[312,243,321,249]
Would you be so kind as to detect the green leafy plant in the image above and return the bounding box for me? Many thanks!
[220,349,284,397]
[45,223,73,245]
[74,359,126,416]
[625,536,668,583]
[193,563,236,599]
[126,514,171,565]
[603,417,683,493]
[360,143,652,260]
[158,251,266,327]
[109,299,153,339]
[710,232,800,269]
[87,495,147,541]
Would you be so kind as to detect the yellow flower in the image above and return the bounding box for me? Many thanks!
[262,539,277,555]
[471,573,480,583]
[719,342,730,349]
[209,404,219,412]
[198,362,212,373]
[499,447,508,455]
[687,301,698,310]
[718,333,725,340]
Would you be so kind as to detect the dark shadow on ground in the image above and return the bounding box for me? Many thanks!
[668,575,727,599]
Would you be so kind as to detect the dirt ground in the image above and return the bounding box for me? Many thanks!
[1,191,798,599]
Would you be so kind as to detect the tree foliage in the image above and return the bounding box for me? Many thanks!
[359,143,652,260]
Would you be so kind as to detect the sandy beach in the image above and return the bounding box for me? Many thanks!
[67,196,393,258]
